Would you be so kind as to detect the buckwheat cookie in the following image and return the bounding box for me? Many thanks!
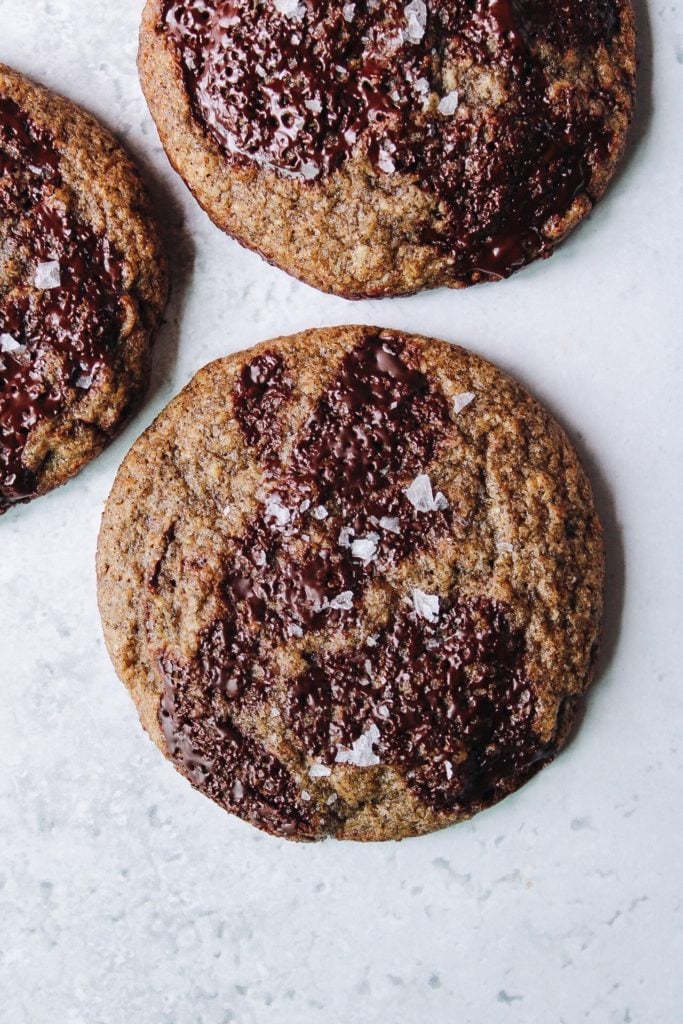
[139,0,635,298]
[97,326,604,841]
[0,64,168,513]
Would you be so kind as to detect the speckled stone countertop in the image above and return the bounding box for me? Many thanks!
[1,2,681,1022]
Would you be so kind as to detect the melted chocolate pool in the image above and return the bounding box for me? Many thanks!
[0,96,123,511]
[159,332,552,835]
[162,0,621,279]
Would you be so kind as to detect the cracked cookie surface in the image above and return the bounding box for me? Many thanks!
[139,0,635,297]
[97,326,604,841]
[0,64,168,512]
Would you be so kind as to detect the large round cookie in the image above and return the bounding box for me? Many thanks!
[0,65,168,513]
[97,326,604,841]
[139,0,635,298]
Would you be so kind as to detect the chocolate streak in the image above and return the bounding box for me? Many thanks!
[0,96,123,511]
[162,0,621,280]
[158,332,552,835]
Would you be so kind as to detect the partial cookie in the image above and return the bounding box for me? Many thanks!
[0,65,168,513]
[97,326,604,842]
[139,0,635,298]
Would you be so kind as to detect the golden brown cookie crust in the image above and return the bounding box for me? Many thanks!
[0,64,168,511]
[97,327,604,842]
[139,1,635,298]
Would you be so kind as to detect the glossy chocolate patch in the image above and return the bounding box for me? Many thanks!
[159,662,317,837]
[233,349,293,460]
[0,97,123,511]
[285,595,550,812]
[161,0,621,279]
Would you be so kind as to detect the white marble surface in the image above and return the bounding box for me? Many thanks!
[1,2,681,1022]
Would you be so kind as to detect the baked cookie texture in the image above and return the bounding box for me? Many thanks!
[139,0,636,298]
[0,64,168,513]
[97,326,604,842]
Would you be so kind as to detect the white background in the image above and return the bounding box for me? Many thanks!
[1,1,681,1021]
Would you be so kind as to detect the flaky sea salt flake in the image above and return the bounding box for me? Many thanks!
[0,333,23,353]
[403,0,427,42]
[329,590,354,611]
[377,142,396,174]
[379,516,400,534]
[338,526,355,548]
[335,723,381,767]
[272,0,304,18]
[265,496,291,527]
[75,372,94,390]
[313,505,328,520]
[438,90,460,116]
[351,532,379,563]
[412,587,440,623]
[309,762,332,779]
[343,2,356,21]
[404,473,449,513]
[34,260,61,290]
[496,540,514,554]
[453,391,476,414]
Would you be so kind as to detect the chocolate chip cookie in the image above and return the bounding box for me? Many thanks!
[97,326,604,841]
[139,0,635,297]
[0,64,168,513]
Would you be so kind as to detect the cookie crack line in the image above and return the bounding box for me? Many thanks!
[155,331,557,839]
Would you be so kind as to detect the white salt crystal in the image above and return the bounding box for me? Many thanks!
[412,587,440,623]
[379,516,400,534]
[308,762,332,779]
[377,143,396,174]
[0,333,23,353]
[335,723,381,767]
[313,505,328,520]
[75,372,94,390]
[299,161,319,181]
[270,707,281,718]
[265,496,291,527]
[299,499,311,512]
[366,635,378,647]
[438,90,460,116]
[343,2,356,21]
[305,98,322,114]
[34,260,61,290]
[288,623,303,638]
[496,540,514,554]
[252,547,267,567]
[339,526,355,548]
[301,790,311,802]
[404,473,449,512]
[453,391,475,414]
[403,0,427,42]
[327,792,338,805]
[272,0,304,17]
[232,780,245,800]
[351,532,380,563]
[377,705,390,719]
[329,590,354,611]
[444,760,453,780]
